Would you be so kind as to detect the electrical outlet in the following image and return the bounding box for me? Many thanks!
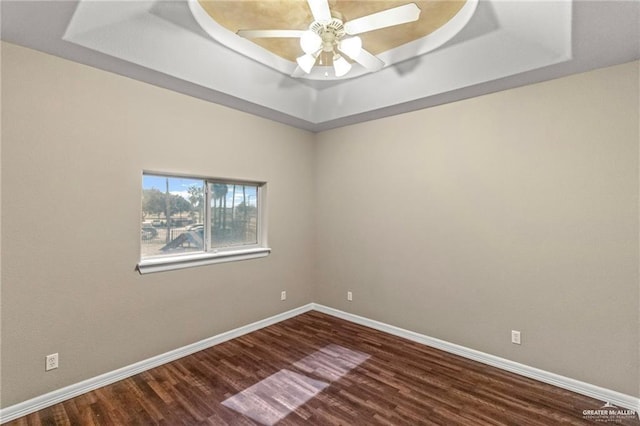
[347,291,353,301]
[280,290,287,301]
[45,353,59,371]
[511,330,521,345]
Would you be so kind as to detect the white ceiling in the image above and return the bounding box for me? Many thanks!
[2,1,639,132]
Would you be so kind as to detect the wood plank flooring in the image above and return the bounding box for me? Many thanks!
[5,311,639,425]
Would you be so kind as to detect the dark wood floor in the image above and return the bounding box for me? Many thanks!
[6,311,639,425]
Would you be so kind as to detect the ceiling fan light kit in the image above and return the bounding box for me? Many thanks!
[339,37,363,59]
[296,52,318,74]
[333,55,351,77]
[296,16,357,77]
[237,0,422,79]
[300,30,322,55]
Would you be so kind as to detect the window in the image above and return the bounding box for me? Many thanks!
[137,173,269,274]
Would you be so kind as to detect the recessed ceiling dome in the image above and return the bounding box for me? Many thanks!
[189,0,478,80]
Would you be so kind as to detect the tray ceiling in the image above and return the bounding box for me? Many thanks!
[1,1,639,132]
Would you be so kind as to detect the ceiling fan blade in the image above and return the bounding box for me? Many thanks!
[344,3,421,35]
[307,0,332,24]
[237,30,305,39]
[351,49,384,72]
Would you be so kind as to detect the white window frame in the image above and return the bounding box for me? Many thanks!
[137,172,270,274]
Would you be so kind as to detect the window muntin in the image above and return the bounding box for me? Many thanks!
[140,173,267,269]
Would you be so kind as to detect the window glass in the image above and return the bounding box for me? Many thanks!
[141,175,205,258]
[210,183,258,249]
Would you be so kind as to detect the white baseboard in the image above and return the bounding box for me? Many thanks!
[0,304,314,424]
[311,303,640,412]
[2,302,638,423]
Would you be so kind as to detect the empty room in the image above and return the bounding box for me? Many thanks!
[1,0,639,424]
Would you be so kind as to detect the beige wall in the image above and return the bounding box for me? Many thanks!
[1,40,638,408]
[0,42,316,406]
[315,61,639,396]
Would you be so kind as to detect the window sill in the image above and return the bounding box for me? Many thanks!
[137,247,271,274]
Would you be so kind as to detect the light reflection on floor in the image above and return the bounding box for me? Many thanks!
[221,344,371,425]
[222,369,328,425]
[293,343,371,382]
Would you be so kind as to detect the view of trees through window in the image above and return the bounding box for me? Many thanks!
[141,174,259,259]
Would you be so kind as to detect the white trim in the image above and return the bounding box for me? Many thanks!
[137,247,271,274]
[2,303,638,423]
[310,303,640,413]
[0,304,314,424]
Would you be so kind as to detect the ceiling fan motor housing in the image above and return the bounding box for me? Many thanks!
[310,18,345,52]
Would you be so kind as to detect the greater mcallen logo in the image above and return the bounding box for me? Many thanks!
[582,402,637,422]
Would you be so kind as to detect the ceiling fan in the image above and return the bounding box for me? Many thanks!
[236,0,421,78]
